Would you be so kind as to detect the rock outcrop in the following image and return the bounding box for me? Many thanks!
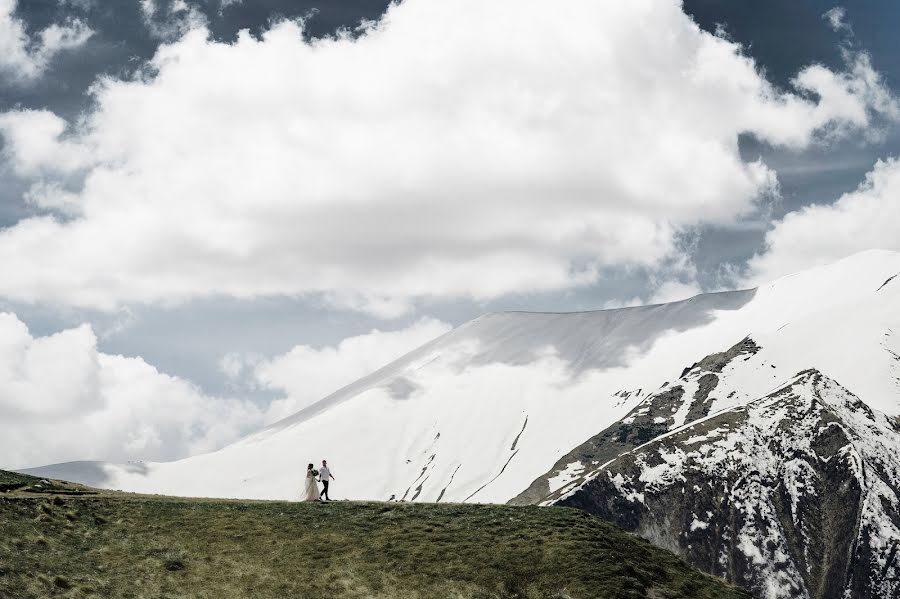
[553,370,900,599]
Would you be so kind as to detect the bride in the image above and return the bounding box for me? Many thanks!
[303,463,321,501]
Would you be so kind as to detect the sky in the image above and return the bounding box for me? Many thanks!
[2,0,900,469]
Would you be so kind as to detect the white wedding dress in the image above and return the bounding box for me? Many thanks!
[303,471,321,501]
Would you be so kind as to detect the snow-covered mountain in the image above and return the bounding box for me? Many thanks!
[22,249,900,598]
[22,287,758,501]
[25,250,900,503]
[554,369,900,599]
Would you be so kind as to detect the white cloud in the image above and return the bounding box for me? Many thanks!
[824,7,851,34]
[745,158,900,284]
[0,0,92,82]
[0,312,268,469]
[0,0,895,315]
[0,311,451,469]
[219,351,248,380]
[140,0,206,40]
[0,110,92,177]
[251,317,451,421]
[648,280,703,305]
[599,276,702,308]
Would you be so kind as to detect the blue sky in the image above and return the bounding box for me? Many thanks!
[2,0,900,467]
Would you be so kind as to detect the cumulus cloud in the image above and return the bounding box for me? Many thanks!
[233,318,451,421]
[744,158,900,284]
[0,0,895,315]
[0,110,92,177]
[0,312,268,469]
[0,311,451,469]
[0,0,93,82]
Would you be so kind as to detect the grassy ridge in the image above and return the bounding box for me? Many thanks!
[0,470,750,599]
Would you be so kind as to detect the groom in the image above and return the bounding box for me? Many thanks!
[319,459,335,501]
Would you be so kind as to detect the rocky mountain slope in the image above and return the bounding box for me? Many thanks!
[551,369,900,599]
[510,255,900,598]
[510,336,764,505]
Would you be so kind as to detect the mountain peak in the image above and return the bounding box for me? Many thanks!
[555,364,900,599]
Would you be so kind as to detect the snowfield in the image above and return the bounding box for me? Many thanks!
[23,250,900,508]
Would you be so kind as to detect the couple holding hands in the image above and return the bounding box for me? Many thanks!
[303,459,335,501]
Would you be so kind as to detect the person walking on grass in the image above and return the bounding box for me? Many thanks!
[319,459,335,501]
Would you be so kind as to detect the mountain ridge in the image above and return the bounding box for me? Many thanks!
[17,249,900,598]
[21,250,900,501]
[552,368,900,598]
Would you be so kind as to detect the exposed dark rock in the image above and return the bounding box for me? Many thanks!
[684,373,719,423]
[556,370,900,599]
[877,274,899,292]
[509,337,759,506]
[508,385,682,505]
[693,337,761,373]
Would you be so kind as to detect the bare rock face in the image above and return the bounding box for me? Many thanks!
[553,370,900,599]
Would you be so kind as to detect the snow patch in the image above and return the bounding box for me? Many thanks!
[547,460,585,494]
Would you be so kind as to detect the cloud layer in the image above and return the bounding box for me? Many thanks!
[0,312,268,469]
[0,0,92,82]
[746,158,900,283]
[0,312,450,469]
[248,317,451,421]
[0,0,895,316]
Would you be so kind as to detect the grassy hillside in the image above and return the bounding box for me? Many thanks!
[0,470,750,599]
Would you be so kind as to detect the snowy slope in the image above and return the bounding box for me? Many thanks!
[22,250,900,508]
[555,369,900,599]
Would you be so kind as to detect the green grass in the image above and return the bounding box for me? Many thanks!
[0,470,96,495]
[0,470,750,599]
